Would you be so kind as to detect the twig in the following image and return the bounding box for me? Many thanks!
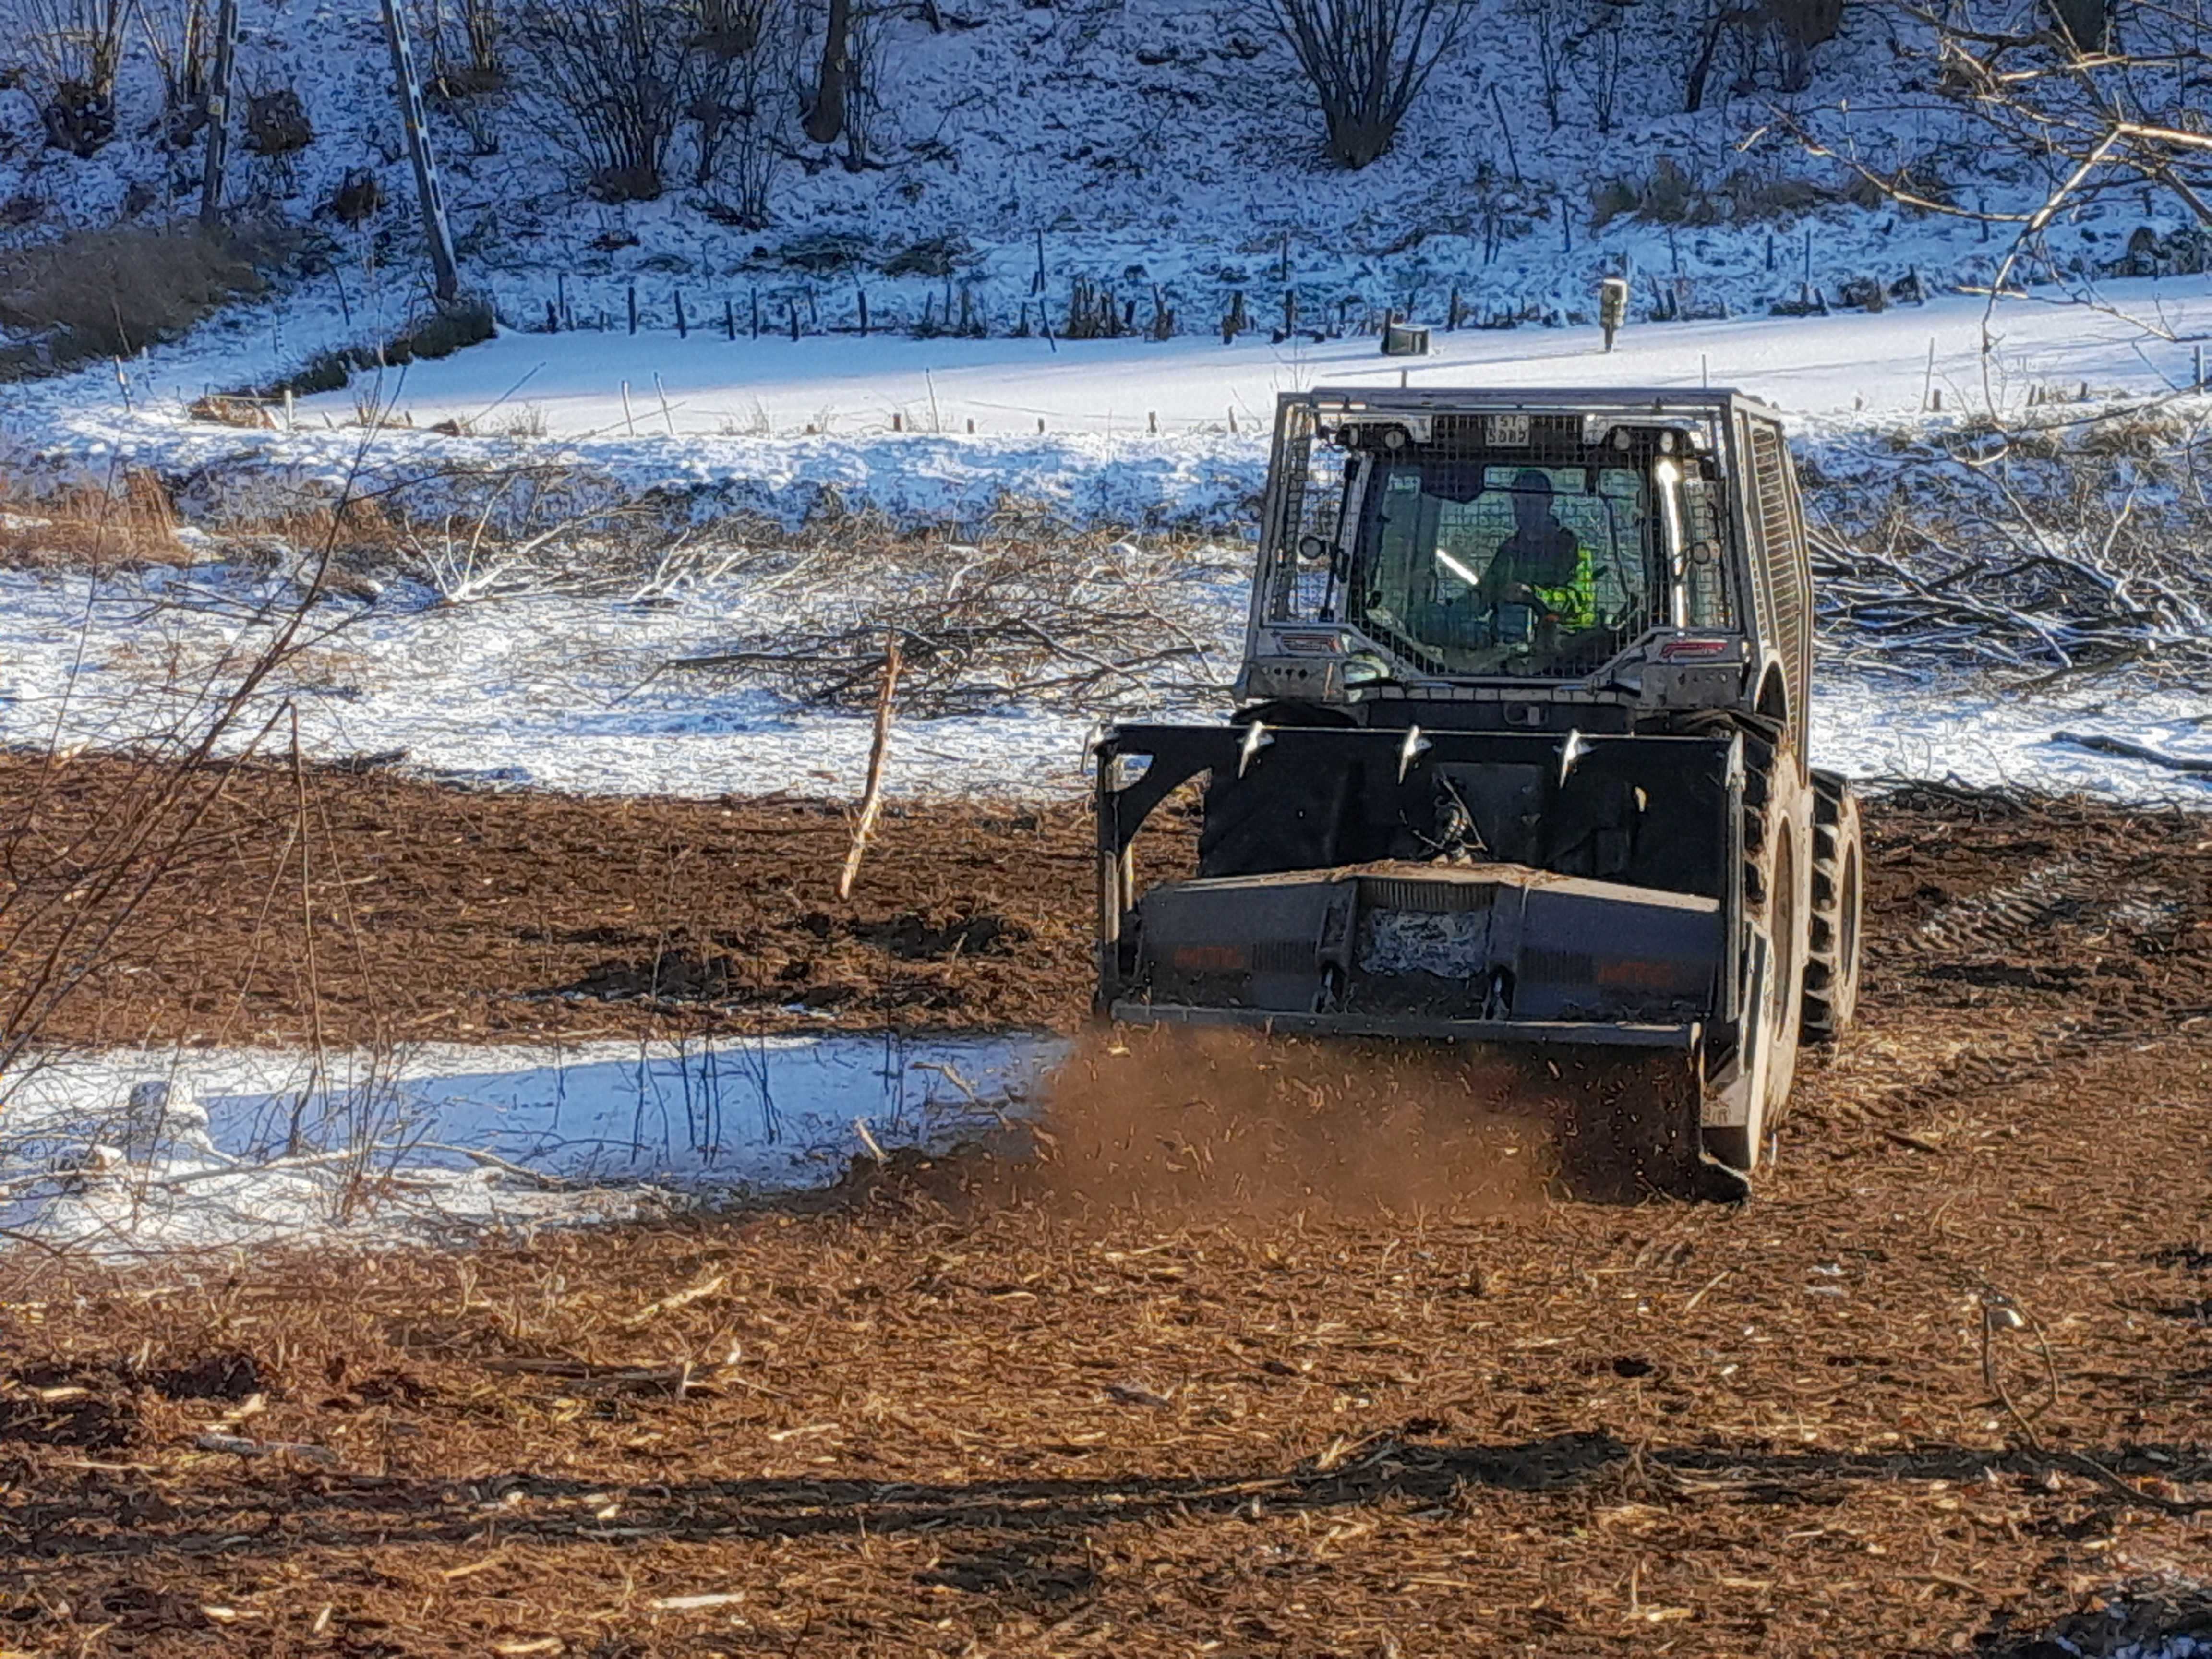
[2052,731,2212,774]
[836,633,902,902]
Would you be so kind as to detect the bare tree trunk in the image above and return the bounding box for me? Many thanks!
[805,0,848,144]
[1684,0,1728,112]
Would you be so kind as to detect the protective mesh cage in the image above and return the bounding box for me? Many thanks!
[1266,407,1724,682]
[1263,404,1351,625]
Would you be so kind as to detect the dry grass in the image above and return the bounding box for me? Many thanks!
[0,223,284,375]
[0,469,186,569]
[257,297,498,402]
[1589,161,1833,229]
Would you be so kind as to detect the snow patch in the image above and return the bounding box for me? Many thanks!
[0,1032,1064,1254]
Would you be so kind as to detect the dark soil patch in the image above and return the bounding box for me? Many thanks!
[851,908,1028,961]
[559,948,738,1002]
[0,756,1173,1046]
[142,1351,261,1401]
[0,1368,132,1450]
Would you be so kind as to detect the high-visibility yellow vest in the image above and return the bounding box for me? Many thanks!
[1533,543,1597,630]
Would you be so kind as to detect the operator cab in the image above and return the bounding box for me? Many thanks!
[1324,414,1733,682]
[1240,392,1777,725]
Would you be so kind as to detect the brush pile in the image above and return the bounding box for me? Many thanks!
[1805,409,2212,685]
[667,522,1241,717]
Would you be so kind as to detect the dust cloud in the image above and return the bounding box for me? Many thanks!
[1015,1025,1564,1222]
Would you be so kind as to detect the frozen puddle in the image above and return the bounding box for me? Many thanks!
[0,1032,1063,1255]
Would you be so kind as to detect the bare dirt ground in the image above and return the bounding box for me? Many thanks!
[0,756,1126,1047]
[2,769,2211,1656]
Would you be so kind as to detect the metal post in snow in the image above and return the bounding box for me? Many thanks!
[621,380,636,436]
[200,0,239,230]
[378,0,460,304]
[113,358,133,413]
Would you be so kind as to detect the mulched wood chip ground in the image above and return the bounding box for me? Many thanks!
[2,762,2210,1655]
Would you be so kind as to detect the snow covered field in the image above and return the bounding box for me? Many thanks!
[3,542,2207,803]
[16,273,2212,525]
[289,275,2212,443]
[0,1032,1060,1252]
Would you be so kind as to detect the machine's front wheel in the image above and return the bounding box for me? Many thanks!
[1803,769,1865,1044]
[1703,736,1812,1175]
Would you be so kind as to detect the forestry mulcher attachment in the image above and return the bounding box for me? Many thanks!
[1093,388,1864,1197]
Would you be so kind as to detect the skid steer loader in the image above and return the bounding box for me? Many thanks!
[1092,388,1864,1197]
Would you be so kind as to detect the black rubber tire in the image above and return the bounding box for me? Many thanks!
[1803,769,1864,1044]
[1704,735,1811,1172]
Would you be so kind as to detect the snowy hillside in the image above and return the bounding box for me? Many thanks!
[0,0,2123,362]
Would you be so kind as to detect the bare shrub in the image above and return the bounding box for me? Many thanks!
[1721,170,1828,220]
[1765,0,1841,92]
[415,0,505,86]
[136,0,211,142]
[0,226,274,375]
[244,86,313,155]
[1509,0,1566,130]
[392,467,652,603]
[1564,0,1624,136]
[516,0,691,200]
[1258,0,1475,169]
[1809,412,2212,685]
[15,0,130,154]
[1804,2,2212,292]
[687,0,798,216]
[1591,159,1833,228]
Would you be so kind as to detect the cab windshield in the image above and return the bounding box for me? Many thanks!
[1341,449,1711,678]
